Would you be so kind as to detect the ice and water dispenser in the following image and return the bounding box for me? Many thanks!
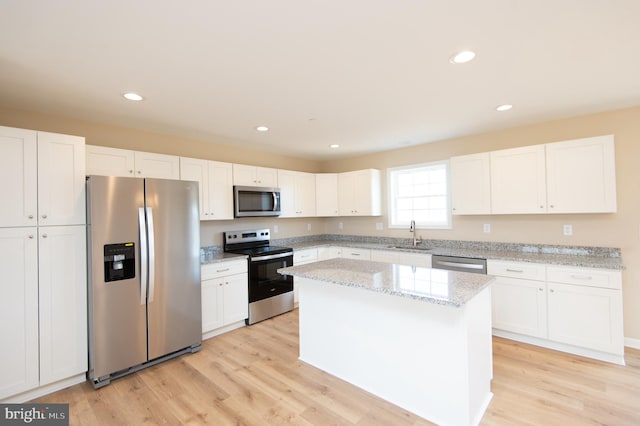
[104,243,136,282]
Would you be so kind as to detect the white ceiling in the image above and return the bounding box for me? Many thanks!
[1,1,640,160]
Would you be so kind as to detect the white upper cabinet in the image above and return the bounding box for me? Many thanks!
[37,132,86,226]
[0,126,85,227]
[278,170,316,217]
[338,169,381,216]
[180,157,233,220]
[491,145,547,214]
[86,145,179,179]
[315,173,339,217]
[232,164,278,187]
[545,135,617,213]
[0,126,38,227]
[450,152,491,215]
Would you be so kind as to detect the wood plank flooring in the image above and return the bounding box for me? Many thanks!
[35,309,640,425]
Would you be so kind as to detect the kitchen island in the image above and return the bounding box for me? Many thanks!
[278,258,495,426]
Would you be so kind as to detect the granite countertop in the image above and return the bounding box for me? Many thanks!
[284,240,625,270]
[278,258,494,307]
[200,249,247,265]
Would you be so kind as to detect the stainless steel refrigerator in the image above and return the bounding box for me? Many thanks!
[86,175,202,388]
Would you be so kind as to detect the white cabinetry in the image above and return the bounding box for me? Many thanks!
[293,248,319,304]
[370,250,431,267]
[546,266,623,356]
[0,125,87,402]
[315,174,339,216]
[86,145,180,179]
[488,261,547,338]
[318,246,342,260]
[338,169,381,216]
[490,145,547,214]
[341,247,371,260]
[201,259,248,339]
[545,135,617,213]
[450,153,491,215]
[278,170,316,217]
[180,157,233,220]
[232,164,278,187]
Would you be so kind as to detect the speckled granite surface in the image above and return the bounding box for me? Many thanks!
[272,234,624,270]
[278,258,494,307]
[200,247,247,264]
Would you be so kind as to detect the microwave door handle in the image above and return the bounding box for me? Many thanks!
[273,191,278,211]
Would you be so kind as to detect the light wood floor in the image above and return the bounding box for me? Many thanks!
[36,309,640,425]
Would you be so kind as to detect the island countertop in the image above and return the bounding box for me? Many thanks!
[278,258,494,307]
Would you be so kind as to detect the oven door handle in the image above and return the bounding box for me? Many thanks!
[253,252,292,261]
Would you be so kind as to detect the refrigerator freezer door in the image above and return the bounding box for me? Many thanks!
[145,179,202,360]
[87,176,147,380]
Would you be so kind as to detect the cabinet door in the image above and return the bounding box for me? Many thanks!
[491,276,547,338]
[318,246,342,260]
[546,135,617,213]
[0,126,38,227]
[450,153,491,215]
[338,170,381,216]
[201,278,224,333]
[223,274,249,324]
[38,225,88,386]
[233,164,277,187]
[207,161,234,220]
[0,228,39,399]
[316,174,339,216]
[491,145,547,214]
[134,151,180,179]
[37,132,86,226]
[180,157,209,219]
[255,167,278,187]
[86,145,135,177]
[547,282,624,354]
[296,172,316,216]
[277,170,297,217]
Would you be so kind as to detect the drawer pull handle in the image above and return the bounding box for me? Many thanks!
[216,268,230,273]
[506,268,524,273]
[351,253,360,256]
[570,274,593,280]
[549,289,555,293]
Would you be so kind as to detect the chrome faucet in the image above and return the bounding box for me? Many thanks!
[410,220,422,247]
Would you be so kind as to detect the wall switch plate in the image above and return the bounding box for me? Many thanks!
[563,224,573,236]
[376,222,383,230]
[273,225,279,233]
[483,224,491,233]
[307,223,312,231]
[338,222,343,230]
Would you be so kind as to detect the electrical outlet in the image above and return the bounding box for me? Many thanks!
[483,224,491,233]
[563,224,573,236]
[338,222,343,230]
[307,223,312,231]
[376,222,383,231]
[273,225,279,233]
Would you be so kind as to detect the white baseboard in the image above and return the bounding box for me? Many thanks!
[202,320,245,341]
[625,336,640,350]
[0,373,86,403]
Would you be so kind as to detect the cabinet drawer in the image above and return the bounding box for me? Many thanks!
[546,266,621,290]
[202,259,247,280]
[487,260,546,281]
[294,249,318,264]
[341,248,371,260]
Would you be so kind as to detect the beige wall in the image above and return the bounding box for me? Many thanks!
[2,105,639,341]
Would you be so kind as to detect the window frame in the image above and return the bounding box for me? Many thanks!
[386,160,452,230]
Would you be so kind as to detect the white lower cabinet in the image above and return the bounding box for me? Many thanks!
[370,250,431,267]
[293,249,318,304]
[341,247,371,260]
[318,246,342,260]
[201,259,248,338]
[0,225,87,401]
[489,260,624,364]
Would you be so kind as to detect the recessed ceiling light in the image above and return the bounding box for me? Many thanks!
[496,104,513,112]
[255,126,269,132]
[449,50,476,64]
[329,144,340,149]
[123,92,144,101]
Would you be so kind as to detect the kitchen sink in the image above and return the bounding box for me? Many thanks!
[386,245,433,251]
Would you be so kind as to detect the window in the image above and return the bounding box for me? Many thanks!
[388,161,451,229]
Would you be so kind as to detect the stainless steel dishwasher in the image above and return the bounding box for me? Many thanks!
[431,254,487,274]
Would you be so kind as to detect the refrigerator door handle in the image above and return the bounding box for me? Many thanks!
[146,207,156,303]
[138,207,148,305]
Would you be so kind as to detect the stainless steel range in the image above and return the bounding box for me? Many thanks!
[223,228,294,325]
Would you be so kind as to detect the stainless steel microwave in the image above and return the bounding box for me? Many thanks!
[233,186,281,217]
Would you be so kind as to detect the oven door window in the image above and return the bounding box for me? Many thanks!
[249,255,293,302]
